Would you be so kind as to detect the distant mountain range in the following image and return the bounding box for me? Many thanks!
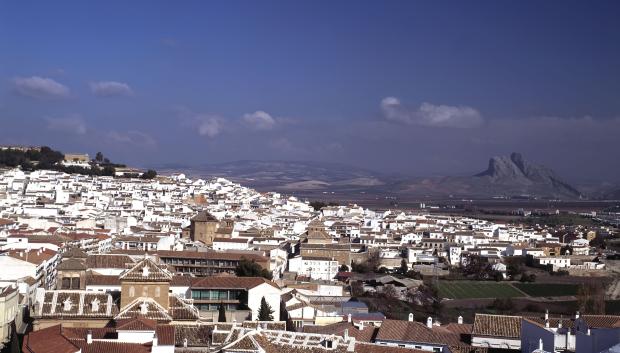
[400,152,582,199]
[155,153,617,200]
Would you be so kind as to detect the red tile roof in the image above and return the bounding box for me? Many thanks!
[119,258,172,282]
[190,276,279,290]
[22,325,79,353]
[115,317,157,331]
[7,248,57,265]
[472,314,521,338]
[375,319,462,346]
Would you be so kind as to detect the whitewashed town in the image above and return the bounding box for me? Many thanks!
[0,150,618,353]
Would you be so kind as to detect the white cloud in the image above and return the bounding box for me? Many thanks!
[175,106,225,138]
[13,76,70,99]
[381,97,483,128]
[90,81,134,97]
[243,110,277,130]
[45,116,86,135]
[197,116,224,138]
[107,130,156,147]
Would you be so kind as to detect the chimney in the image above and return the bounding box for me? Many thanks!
[152,333,158,347]
[458,316,463,325]
[575,311,580,319]
[344,329,349,340]
[427,317,433,329]
[538,338,543,350]
[408,313,414,322]
[346,337,356,352]
[86,330,92,344]
[348,313,352,323]
[558,320,563,329]
[545,320,550,328]
[587,328,591,336]
[545,309,549,320]
[183,338,188,348]
[358,321,364,330]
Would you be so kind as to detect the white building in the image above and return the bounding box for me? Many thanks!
[288,256,338,281]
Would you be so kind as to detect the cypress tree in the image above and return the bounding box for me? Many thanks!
[218,303,227,322]
[257,297,274,321]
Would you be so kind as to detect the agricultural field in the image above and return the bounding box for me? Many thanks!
[513,283,579,297]
[438,281,524,299]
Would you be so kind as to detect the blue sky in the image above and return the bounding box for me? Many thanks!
[1,1,619,181]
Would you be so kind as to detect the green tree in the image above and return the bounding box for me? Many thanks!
[141,169,157,179]
[218,303,227,322]
[309,201,327,211]
[235,258,273,280]
[257,297,274,321]
[102,165,116,176]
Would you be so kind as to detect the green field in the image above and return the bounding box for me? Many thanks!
[438,281,524,299]
[513,283,579,297]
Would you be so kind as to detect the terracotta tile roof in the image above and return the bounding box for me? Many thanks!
[168,295,200,320]
[57,258,87,271]
[190,276,278,290]
[241,322,287,331]
[115,317,157,331]
[86,274,121,286]
[119,257,172,282]
[375,319,462,346]
[115,297,172,321]
[60,327,117,340]
[174,325,212,346]
[7,248,57,265]
[523,316,575,329]
[36,290,117,318]
[170,275,193,286]
[0,218,15,226]
[448,345,489,353]
[354,342,429,353]
[22,325,79,353]
[87,254,135,269]
[111,249,269,262]
[443,323,473,335]
[156,325,175,345]
[303,322,377,342]
[472,314,521,338]
[71,340,151,353]
[579,315,620,328]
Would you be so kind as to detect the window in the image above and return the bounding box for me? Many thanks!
[129,286,135,297]
[155,286,160,297]
[61,278,71,289]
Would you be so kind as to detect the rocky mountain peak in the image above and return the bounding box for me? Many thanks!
[474,152,581,197]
